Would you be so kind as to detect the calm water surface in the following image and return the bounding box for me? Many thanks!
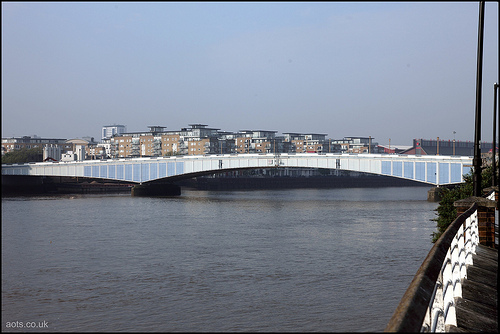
[2,187,437,332]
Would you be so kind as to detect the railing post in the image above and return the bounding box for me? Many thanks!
[443,240,457,327]
[455,196,497,248]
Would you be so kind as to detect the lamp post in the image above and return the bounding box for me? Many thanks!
[453,131,456,156]
[493,83,499,186]
[473,1,485,197]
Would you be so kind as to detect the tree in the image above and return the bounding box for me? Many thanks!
[1,147,43,164]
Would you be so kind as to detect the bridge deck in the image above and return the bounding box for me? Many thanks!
[447,244,498,332]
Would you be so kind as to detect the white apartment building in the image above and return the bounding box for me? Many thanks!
[102,125,126,140]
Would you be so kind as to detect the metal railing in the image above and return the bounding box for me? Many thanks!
[385,202,479,332]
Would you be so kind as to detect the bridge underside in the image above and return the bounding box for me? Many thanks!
[1,168,431,196]
[144,166,433,187]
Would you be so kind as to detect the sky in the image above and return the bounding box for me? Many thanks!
[1,1,498,146]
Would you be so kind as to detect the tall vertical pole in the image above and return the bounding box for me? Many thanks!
[494,83,499,186]
[453,131,456,156]
[473,1,485,196]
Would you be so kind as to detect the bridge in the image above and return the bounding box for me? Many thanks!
[1,153,473,186]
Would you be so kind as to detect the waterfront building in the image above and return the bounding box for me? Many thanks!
[235,132,252,154]
[98,138,112,158]
[7,124,443,161]
[180,124,220,139]
[217,132,238,154]
[109,124,223,158]
[235,130,278,154]
[161,134,181,156]
[66,138,101,161]
[102,125,126,140]
[330,136,379,154]
[283,133,329,153]
[111,135,133,158]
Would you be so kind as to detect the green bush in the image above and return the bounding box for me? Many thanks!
[1,147,43,164]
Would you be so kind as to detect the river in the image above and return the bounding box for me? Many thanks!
[2,187,437,332]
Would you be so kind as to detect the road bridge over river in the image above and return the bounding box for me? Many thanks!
[2,153,473,187]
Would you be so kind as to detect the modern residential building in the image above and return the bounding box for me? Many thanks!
[330,136,379,154]
[235,130,278,154]
[283,133,329,153]
[64,138,104,160]
[102,125,126,140]
[109,124,220,158]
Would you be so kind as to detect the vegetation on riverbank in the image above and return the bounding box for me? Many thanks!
[431,165,494,243]
[1,147,43,164]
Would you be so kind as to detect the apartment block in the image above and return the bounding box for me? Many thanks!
[111,135,133,158]
[161,134,181,156]
[102,125,126,140]
[4,123,395,161]
[283,133,329,153]
[331,136,379,154]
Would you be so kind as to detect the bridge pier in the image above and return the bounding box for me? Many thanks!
[427,187,443,202]
[131,183,181,197]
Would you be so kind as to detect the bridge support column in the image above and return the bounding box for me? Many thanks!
[131,183,181,197]
[427,187,443,202]
[454,196,496,248]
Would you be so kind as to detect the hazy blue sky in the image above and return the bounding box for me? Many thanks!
[2,2,498,145]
